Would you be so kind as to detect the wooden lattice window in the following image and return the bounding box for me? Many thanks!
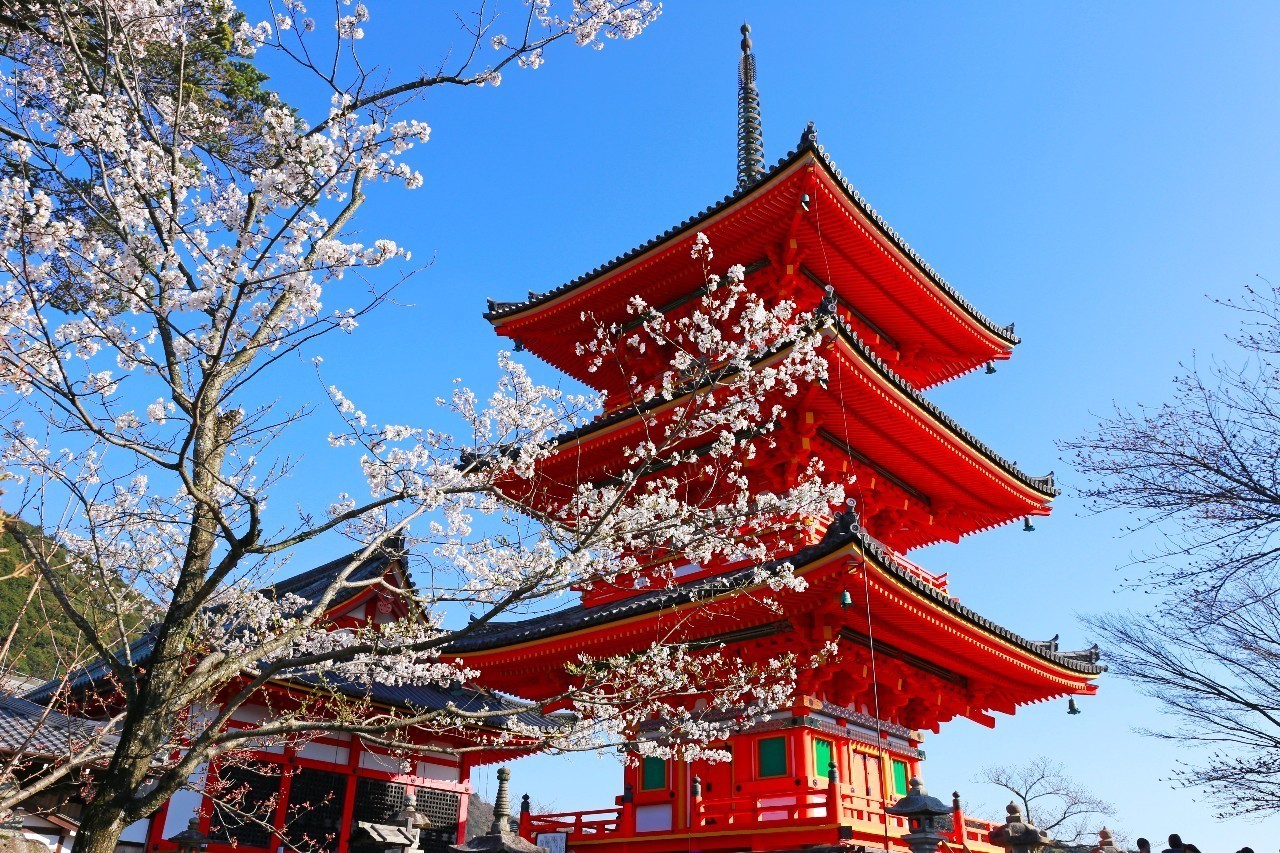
[415,787,462,853]
[354,776,407,825]
[209,764,280,847]
[285,768,348,850]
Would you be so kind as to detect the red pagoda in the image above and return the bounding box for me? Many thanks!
[453,25,1103,853]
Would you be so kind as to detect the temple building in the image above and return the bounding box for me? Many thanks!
[456,25,1103,853]
[22,547,538,853]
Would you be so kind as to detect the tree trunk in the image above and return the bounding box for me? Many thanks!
[70,403,236,853]
[69,807,127,853]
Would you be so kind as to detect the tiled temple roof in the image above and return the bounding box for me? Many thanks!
[828,318,1057,496]
[25,548,559,727]
[0,694,119,757]
[486,124,1019,348]
[25,631,156,704]
[525,315,1056,498]
[291,674,562,732]
[268,547,395,608]
[445,517,1103,677]
[26,548,396,703]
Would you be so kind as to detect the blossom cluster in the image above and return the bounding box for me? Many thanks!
[0,0,846,801]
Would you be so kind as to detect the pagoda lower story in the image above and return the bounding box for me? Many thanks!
[450,523,1102,853]
[515,708,1001,853]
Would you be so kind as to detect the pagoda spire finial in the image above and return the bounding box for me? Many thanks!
[737,22,765,189]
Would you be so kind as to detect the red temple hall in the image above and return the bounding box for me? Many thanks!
[25,549,544,852]
[455,26,1103,853]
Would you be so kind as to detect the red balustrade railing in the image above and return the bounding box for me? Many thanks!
[519,784,1002,852]
[692,786,833,826]
[524,807,623,837]
[886,549,949,594]
[960,815,1000,845]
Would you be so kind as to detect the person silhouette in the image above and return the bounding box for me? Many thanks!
[1161,835,1184,853]
[1136,839,1151,853]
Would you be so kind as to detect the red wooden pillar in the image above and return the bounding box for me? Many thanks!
[792,729,808,786]
[145,802,169,850]
[619,784,636,836]
[675,758,687,829]
[337,738,361,853]
[795,728,812,821]
[691,775,703,828]
[826,764,840,822]
[950,791,965,844]
[457,787,470,844]
[518,793,533,840]
[457,756,471,845]
[199,763,218,838]
[268,751,295,853]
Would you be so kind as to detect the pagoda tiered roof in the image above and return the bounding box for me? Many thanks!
[497,318,1054,553]
[487,125,1018,391]
[448,517,1101,733]
[476,36,1096,853]
[447,521,1096,673]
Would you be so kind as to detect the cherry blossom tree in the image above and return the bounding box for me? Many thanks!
[1069,280,1280,817]
[0,2,847,850]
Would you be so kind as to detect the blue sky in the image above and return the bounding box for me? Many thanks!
[265,1,1280,845]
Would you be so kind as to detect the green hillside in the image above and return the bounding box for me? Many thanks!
[0,519,150,682]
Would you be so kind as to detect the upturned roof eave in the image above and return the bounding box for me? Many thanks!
[24,547,559,733]
[447,519,1103,681]
[25,547,398,704]
[518,319,1056,501]
[483,126,1019,350]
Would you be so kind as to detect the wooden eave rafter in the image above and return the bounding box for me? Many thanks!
[243,674,540,744]
[499,325,1053,549]
[804,154,1016,372]
[817,330,1053,502]
[457,537,1098,712]
[839,564,1098,696]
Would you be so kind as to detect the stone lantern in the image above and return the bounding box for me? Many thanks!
[350,801,431,852]
[168,818,213,853]
[987,802,1048,853]
[884,777,952,853]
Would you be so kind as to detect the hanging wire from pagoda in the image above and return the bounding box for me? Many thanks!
[812,177,895,853]
[737,23,765,188]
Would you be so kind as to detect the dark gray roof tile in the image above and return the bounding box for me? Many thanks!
[526,318,1057,497]
[0,694,118,757]
[27,547,395,705]
[446,518,1101,677]
[296,674,562,732]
